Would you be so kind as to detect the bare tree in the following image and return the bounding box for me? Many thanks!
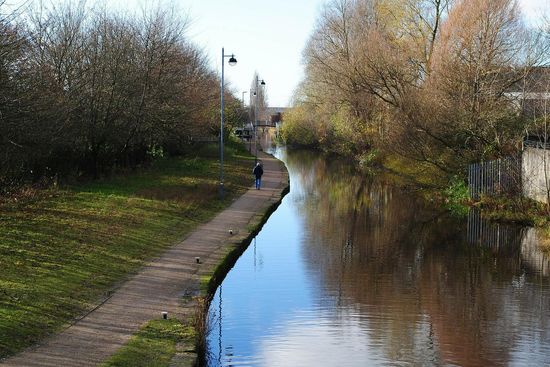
[430,0,537,156]
[0,0,43,187]
[0,0,229,189]
[378,0,531,174]
[249,71,268,125]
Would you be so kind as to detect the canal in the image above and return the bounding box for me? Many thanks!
[206,148,550,366]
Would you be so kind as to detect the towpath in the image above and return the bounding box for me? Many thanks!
[2,150,288,367]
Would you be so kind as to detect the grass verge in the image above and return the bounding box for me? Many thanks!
[100,319,195,367]
[472,195,549,226]
[0,142,254,359]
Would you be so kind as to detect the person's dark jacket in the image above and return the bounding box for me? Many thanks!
[253,165,264,178]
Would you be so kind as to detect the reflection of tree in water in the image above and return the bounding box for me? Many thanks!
[284,149,550,366]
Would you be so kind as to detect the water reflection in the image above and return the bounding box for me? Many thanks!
[467,209,523,253]
[207,149,550,367]
[522,228,550,277]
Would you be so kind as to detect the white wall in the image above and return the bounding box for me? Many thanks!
[522,147,550,203]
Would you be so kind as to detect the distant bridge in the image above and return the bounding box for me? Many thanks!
[265,107,289,116]
[256,121,276,128]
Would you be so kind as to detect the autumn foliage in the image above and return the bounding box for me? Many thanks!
[282,0,549,178]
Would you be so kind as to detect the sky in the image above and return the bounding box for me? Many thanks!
[6,0,550,107]
[183,0,327,108]
[139,0,549,108]
[107,0,327,108]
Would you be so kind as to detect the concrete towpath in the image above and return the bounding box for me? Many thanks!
[2,150,288,367]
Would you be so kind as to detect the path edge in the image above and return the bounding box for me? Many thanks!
[184,152,289,367]
[206,162,289,296]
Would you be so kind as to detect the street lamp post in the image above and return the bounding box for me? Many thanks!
[254,76,265,164]
[220,47,237,200]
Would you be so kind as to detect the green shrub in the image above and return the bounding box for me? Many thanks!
[445,176,469,217]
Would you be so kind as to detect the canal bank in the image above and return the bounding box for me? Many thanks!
[1,151,289,367]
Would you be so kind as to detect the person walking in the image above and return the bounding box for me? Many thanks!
[253,162,264,190]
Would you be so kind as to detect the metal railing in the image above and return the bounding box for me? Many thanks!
[468,156,522,199]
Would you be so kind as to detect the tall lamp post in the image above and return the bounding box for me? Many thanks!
[241,91,248,107]
[220,47,237,199]
[253,76,265,164]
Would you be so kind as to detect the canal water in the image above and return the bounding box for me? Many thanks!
[206,148,550,367]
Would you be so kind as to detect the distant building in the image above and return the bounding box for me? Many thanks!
[506,67,550,118]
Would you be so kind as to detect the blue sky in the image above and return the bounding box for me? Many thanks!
[8,0,550,106]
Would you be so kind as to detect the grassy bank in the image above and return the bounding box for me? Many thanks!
[471,196,548,226]
[0,142,254,359]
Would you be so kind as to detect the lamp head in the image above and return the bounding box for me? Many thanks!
[260,79,266,86]
[228,55,237,66]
